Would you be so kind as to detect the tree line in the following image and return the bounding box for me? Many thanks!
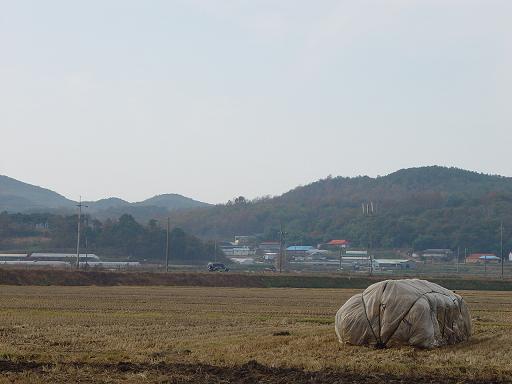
[0,212,224,263]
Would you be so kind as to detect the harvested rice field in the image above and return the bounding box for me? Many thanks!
[0,286,510,383]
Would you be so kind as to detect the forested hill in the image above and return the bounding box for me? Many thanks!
[281,167,512,203]
[167,166,512,252]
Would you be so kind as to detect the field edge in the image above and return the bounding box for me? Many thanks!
[0,269,511,290]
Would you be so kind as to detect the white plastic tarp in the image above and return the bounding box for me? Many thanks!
[335,279,471,348]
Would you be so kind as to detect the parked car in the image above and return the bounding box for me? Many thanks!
[207,262,229,272]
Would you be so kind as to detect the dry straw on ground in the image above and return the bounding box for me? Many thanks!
[0,286,510,383]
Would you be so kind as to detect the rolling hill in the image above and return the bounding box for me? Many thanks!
[0,175,74,212]
[0,175,209,220]
[165,166,512,252]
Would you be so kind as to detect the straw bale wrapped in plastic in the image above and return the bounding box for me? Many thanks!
[335,279,471,348]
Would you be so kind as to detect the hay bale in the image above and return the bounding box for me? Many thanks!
[335,279,471,348]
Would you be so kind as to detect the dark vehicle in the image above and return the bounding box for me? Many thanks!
[207,262,229,272]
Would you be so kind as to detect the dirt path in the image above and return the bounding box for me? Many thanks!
[0,359,503,384]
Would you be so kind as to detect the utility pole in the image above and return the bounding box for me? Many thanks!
[84,216,89,271]
[456,246,460,274]
[278,224,287,273]
[363,201,376,276]
[501,221,504,279]
[165,217,170,272]
[76,197,88,270]
[339,246,343,271]
[214,240,217,263]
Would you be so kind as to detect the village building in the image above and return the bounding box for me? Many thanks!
[219,245,255,257]
[326,239,350,248]
[421,249,453,262]
[233,235,256,245]
[258,242,281,252]
[372,259,416,270]
[466,253,501,263]
[286,245,315,258]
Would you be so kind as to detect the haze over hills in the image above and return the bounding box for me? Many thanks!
[0,175,210,220]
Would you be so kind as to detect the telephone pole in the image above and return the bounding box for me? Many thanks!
[501,221,504,279]
[278,224,287,273]
[165,217,170,272]
[363,201,376,276]
[456,247,460,274]
[76,197,88,269]
[84,216,89,270]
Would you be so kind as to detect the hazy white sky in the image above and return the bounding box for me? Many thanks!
[1,0,511,203]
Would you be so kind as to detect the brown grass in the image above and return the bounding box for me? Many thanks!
[0,286,510,383]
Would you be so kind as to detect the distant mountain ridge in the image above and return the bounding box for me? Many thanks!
[0,175,210,220]
[0,175,74,212]
[3,166,512,252]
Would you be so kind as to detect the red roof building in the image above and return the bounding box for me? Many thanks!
[327,240,350,247]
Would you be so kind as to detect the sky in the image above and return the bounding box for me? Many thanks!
[1,0,511,204]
